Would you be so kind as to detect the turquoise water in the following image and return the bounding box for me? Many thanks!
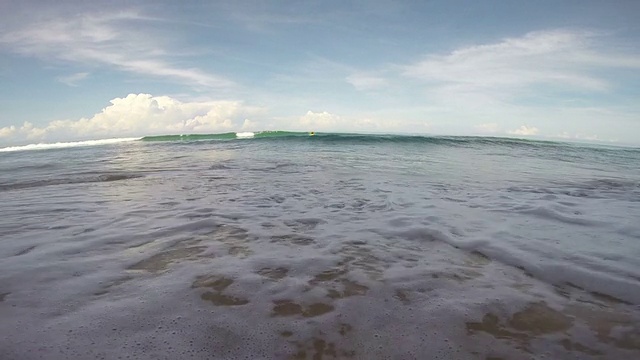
[1,133,639,359]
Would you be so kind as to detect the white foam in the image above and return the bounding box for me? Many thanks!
[235,132,255,139]
[1,138,639,359]
[0,137,141,152]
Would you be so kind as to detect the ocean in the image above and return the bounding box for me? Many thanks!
[1,132,639,359]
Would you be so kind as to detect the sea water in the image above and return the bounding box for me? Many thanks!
[1,133,639,359]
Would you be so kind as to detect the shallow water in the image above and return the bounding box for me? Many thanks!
[1,134,639,359]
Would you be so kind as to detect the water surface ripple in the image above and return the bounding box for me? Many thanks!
[1,136,639,359]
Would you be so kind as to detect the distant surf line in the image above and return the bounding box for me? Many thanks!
[0,138,141,153]
[3,131,636,153]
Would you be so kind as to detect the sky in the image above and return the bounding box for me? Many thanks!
[0,0,639,145]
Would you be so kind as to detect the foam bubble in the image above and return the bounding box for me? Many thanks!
[235,132,255,139]
[2,135,639,359]
[0,137,140,152]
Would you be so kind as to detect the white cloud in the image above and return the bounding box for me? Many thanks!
[294,110,428,133]
[0,125,16,138]
[1,99,433,145]
[401,29,640,121]
[474,123,500,134]
[298,111,341,130]
[0,12,233,89]
[403,30,619,94]
[346,73,387,91]
[508,125,539,136]
[57,72,89,87]
[1,94,263,143]
[554,132,608,142]
[19,122,46,140]
[231,11,320,33]
[240,119,258,131]
[393,29,640,141]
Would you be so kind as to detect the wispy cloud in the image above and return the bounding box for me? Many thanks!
[402,29,640,99]
[551,131,622,143]
[392,29,640,140]
[232,12,320,33]
[0,12,234,89]
[346,73,387,91]
[57,72,89,87]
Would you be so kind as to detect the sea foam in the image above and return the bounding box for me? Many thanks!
[0,134,638,359]
[0,137,140,152]
[235,132,255,139]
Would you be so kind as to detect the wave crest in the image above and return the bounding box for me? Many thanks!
[0,138,141,153]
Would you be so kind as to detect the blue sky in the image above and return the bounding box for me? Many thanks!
[1,0,639,145]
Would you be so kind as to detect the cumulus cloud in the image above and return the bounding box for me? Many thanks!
[298,111,341,130]
[1,100,433,145]
[0,94,263,143]
[0,125,17,138]
[0,12,233,89]
[508,125,539,136]
[240,119,258,131]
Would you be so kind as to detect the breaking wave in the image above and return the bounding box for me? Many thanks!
[0,138,141,153]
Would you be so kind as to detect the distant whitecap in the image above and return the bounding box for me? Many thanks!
[0,137,141,152]
[235,132,255,139]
